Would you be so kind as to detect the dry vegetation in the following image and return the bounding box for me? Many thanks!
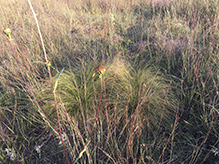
[1,0,219,163]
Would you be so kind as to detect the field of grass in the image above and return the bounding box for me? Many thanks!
[1,0,219,163]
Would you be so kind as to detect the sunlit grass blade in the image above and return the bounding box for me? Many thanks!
[53,68,64,93]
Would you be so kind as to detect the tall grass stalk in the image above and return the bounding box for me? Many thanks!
[27,1,70,163]
[53,68,70,164]
[27,0,53,85]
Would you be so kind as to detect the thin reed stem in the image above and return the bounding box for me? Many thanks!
[27,0,47,62]
[74,77,103,162]
[27,0,53,86]
[53,92,70,164]
[27,1,69,163]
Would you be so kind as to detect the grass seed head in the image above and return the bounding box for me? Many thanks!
[3,28,13,41]
[3,28,12,36]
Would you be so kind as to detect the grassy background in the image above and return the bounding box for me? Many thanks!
[1,0,219,163]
